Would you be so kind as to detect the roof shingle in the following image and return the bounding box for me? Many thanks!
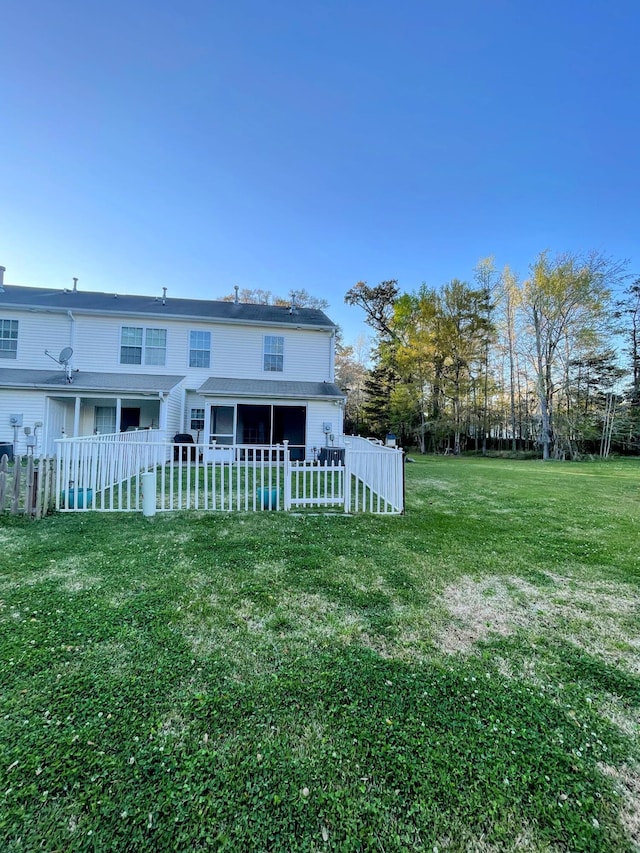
[0,285,336,329]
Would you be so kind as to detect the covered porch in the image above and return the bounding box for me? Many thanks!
[197,377,346,462]
[39,372,184,454]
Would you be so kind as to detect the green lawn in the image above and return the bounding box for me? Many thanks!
[1,456,639,851]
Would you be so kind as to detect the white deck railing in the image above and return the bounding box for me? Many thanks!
[54,434,404,514]
[343,437,405,514]
[56,430,166,510]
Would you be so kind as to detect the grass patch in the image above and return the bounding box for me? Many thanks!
[1,456,639,850]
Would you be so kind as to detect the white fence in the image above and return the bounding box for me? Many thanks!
[55,434,404,515]
[289,458,346,509]
[55,429,165,511]
[342,436,404,513]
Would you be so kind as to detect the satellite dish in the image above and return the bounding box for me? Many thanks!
[44,346,74,382]
[45,346,73,365]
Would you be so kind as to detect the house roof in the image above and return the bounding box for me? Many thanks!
[0,369,344,401]
[0,368,184,394]
[197,377,346,400]
[0,285,337,330]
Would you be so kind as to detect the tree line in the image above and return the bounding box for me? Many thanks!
[338,251,640,458]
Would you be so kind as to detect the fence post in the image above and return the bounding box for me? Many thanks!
[11,457,22,514]
[283,441,291,511]
[141,471,157,517]
[41,458,52,518]
[26,456,35,516]
[0,454,8,512]
[343,445,352,513]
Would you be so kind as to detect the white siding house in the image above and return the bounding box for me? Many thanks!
[0,268,345,459]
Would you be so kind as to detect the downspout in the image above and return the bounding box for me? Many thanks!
[73,397,81,437]
[158,391,167,438]
[67,311,75,351]
[180,385,187,433]
[68,311,78,433]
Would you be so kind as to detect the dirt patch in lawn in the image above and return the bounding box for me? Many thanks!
[0,556,102,593]
[434,573,640,741]
[598,762,640,848]
[435,576,543,654]
[435,573,639,666]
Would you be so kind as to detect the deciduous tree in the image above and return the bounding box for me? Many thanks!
[335,334,371,434]
[474,257,498,454]
[522,250,626,459]
[218,288,329,310]
[344,280,399,341]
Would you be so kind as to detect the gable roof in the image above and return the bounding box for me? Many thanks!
[0,285,336,330]
[197,377,345,400]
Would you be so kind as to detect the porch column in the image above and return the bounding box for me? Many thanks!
[204,404,211,445]
[115,398,122,432]
[73,396,81,437]
[159,392,168,436]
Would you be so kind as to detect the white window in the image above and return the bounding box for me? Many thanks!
[120,327,167,366]
[189,331,211,368]
[144,328,167,366]
[0,319,18,359]
[263,335,284,372]
[190,408,205,431]
[121,327,143,364]
[95,406,116,434]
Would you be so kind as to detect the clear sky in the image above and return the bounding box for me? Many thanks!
[1,0,638,342]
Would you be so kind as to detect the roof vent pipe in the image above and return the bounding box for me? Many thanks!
[72,277,78,292]
[162,287,167,306]
[0,266,5,292]
[234,285,239,304]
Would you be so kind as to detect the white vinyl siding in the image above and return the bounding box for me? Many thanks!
[0,309,71,371]
[2,309,333,382]
[212,326,328,382]
[45,398,66,455]
[263,335,284,372]
[306,400,344,457]
[165,387,183,437]
[189,331,211,368]
[0,319,18,359]
[0,390,46,454]
[184,391,206,434]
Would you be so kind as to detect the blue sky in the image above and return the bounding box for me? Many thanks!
[1,0,638,342]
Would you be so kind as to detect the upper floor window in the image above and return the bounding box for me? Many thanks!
[121,327,143,364]
[144,328,167,365]
[120,327,167,366]
[0,319,18,359]
[263,335,284,372]
[189,331,211,368]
